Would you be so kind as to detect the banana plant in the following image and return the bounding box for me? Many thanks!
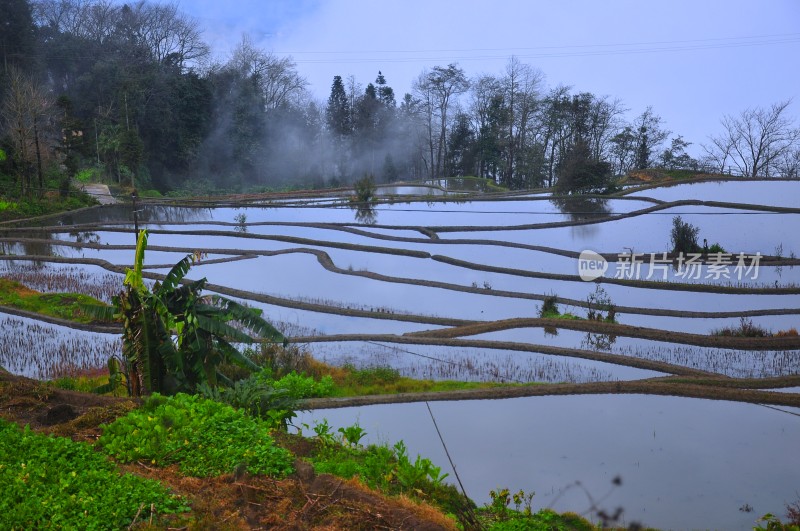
[86,229,285,396]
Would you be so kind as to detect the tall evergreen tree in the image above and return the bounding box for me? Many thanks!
[376,71,395,107]
[326,75,351,136]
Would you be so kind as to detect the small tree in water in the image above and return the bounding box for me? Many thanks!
[670,215,701,254]
[353,174,376,203]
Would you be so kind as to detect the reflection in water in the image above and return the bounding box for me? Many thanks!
[550,195,611,221]
[69,229,100,250]
[551,195,611,242]
[234,212,248,233]
[0,231,57,264]
[351,202,378,225]
[28,204,214,228]
[582,331,617,351]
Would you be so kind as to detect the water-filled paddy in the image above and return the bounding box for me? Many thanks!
[296,394,800,531]
[3,179,799,529]
[304,340,662,382]
[626,179,800,207]
[443,207,798,256]
[0,313,119,379]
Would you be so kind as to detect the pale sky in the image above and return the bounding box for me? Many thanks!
[179,0,800,155]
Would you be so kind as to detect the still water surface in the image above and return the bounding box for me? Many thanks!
[298,394,800,531]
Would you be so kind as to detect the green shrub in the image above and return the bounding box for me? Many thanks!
[0,419,187,529]
[75,167,99,183]
[307,423,470,519]
[310,426,448,492]
[344,365,401,386]
[539,295,560,318]
[269,371,335,400]
[671,215,701,254]
[197,376,297,427]
[353,174,376,203]
[98,393,294,477]
[708,242,726,253]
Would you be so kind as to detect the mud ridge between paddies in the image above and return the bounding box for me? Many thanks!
[299,376,800,410]
[404,317,800,351]
[2,254,799,334]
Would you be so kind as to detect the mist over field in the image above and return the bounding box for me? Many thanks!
[2,0,798,196]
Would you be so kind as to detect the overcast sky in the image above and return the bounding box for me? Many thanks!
[179,0,800,155]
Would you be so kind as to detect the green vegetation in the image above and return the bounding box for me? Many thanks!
[352,174,377,203]
[0,190,96,222]
[754,512,800,531]
[306,420,469,516]
[0,278,106,323]
[98,393,294,477]
[554,138,615,194]
[708,242,726,253]
[477,487,595,530]
[195,370,332,428]
[669,216,727,257]
[74,167,102,183]
[586,285,616,322]
[671,215,701,254]
[661,169,700,180]
[84,230,285,397]
[306,424,599,531]
[328,364,509,396]
[0,418,187,529]
[539,294,561,318]
[237,344,511,398]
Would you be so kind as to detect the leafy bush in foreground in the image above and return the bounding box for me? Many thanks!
[307,421,463,512]
[0,419,187,529]
[98,393,294,477]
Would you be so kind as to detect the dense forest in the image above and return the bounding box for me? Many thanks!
[1,0,798,196]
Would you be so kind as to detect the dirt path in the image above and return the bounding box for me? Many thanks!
[79,183,116,205]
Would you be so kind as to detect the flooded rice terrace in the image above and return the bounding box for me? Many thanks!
[1,179,799,529]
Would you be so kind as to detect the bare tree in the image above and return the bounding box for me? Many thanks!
[33,0,117,44]
[586,95,626,163]
[469,74,502,180]
[709,100,799,178]
[1,67,54,195]
[502,56,544,188]
[34,0,208,69]
[631,106,670,170]
[413,63,469,179]
[775,146,800,179]
[701,132,735,174]
[137,2,209,69]
[230,35,307,110]
[538,85,572,186]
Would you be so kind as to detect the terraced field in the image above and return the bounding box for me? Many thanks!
[1,178,798,529]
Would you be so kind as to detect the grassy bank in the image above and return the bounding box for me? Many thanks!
[0,278,107,324]
[0,370,605,530]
